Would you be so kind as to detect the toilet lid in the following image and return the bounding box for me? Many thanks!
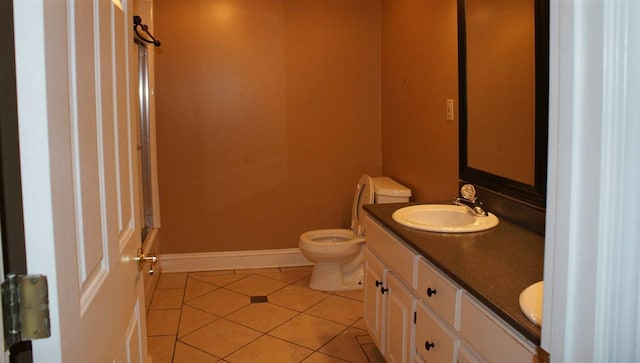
[351,174,374,237]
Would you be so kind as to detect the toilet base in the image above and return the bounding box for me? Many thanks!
[308,262,363,291]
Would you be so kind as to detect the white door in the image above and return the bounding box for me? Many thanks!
[13,0,149,362]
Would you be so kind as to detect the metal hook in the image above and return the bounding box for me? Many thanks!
[133,15,161,47]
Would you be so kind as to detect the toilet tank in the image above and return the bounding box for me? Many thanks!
[372,177,412,204]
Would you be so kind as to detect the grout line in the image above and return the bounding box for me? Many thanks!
[217,324,264,360]
[174,339,221,361]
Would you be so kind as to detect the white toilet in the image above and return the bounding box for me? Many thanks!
[299,175,411,291]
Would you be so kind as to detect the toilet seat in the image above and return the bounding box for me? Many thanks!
[349,174,374,237]
[301,229,362,244]
[301,174,373,244]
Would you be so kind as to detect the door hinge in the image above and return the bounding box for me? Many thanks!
[1,274,51,350]
[413,311,417,324]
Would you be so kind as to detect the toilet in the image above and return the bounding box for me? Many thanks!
[299,175,411,291]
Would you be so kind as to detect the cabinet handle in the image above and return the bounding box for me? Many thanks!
[426,287,437,297]
[425,341,435,351]
[380,286,389,294]
[375,280,382,287]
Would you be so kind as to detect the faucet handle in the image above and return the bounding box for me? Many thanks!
[460,184,477,201]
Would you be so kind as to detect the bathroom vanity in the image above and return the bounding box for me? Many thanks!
[362,203,543,363]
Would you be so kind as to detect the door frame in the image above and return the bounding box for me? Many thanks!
[0,0,31,360]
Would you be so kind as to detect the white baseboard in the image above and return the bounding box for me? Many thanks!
[159,248,313,273]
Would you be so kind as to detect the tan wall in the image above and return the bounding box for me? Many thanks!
[154,0,382,253]
[380,0,460,202]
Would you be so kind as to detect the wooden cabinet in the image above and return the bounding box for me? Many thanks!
[363,213,538,363]
[364,248,387,351]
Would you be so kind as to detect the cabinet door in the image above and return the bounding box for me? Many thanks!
[460,293,536,363]
[364,247,387,351]
[385,272,416,363]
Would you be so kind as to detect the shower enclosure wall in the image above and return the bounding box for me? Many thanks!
[135,38,157,242]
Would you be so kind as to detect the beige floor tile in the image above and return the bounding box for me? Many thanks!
[225,274,288,296]
[234,268,281,275]
[225,302,298,332]
[361,343,385,363]
[179,319,261,358]
[225,335,313,363]
[147,335,176,363]
[157,272,188,289]
[319,327,369,363]
[302,352,349,362]
[173,341,218,363]
[147,267,379,363]
[150,288,184,310]
[294,275,312,287]
[186,288,250,316]
[334,288,364,302]
[147,309,181,336]
[191,269,235,276]
[356,334,373,345]
[268,284,329,312]
[190,272,246,287]
[178,305,218,337]
[350,317,368,331]
[269,313,347,350]
[184,277,218,302]
[255,267,313,284]
[305,295,363,326]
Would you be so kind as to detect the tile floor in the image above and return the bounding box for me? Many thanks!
[146,266,385,363]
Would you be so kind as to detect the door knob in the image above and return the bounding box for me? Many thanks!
[135,246,157,274]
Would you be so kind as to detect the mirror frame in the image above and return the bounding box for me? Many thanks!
[457,0,549,207]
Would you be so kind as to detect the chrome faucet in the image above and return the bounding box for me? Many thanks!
[454,184,488,216]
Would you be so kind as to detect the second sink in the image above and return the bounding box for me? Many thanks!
[391,204,499,233]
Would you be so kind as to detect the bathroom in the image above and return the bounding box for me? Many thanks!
[142,0,537,353]
[143,0,543,361]
[5,0,638,361]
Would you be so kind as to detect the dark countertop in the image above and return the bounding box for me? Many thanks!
[363,203,543,345]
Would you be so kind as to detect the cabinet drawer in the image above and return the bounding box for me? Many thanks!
[416,258,461,328]
[460,293,536,363]
[363,214,416,284]
[415,301,459,363]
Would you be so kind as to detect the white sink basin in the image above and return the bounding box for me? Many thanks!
[519,281,543,327]
[391,204,499,233]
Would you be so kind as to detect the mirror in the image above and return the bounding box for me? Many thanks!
[458,0,549,207]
